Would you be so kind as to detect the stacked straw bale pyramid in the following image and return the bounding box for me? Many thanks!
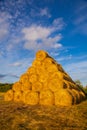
[4,50,86,106]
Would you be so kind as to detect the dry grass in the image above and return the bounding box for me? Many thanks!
[0,94,87,130]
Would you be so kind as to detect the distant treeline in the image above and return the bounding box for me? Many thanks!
[0,83,13,92]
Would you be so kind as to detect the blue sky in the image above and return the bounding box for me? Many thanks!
[0,0,87,86]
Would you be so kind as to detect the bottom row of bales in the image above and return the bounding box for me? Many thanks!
[4,84,86,106]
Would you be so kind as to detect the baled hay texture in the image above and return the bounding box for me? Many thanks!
[46,64,58,73]
[20,73,29,83]
[63,80,75,89]
[32,59,42,67]
[48,79,63,92]
[39,72,48,83]
[67,89,77,104]
[63,73,74,84]
[49,71,63,80]
[4,90,13,101]
[22,90,31,103]
[21,82,32,91]
[29,74,38,83]
[43,57,55,68]
[36,66,46,75]
[14,91,22,102]
[27,66,36,75]
[57,64,65,73]
[72,89,81,103]
[12,82,22,92]
[36,50,48,61]
[32,81,43,92]
[40,90,54,105]
[79,91,86,101]
[54,89,74,106]
[24,91,39,105]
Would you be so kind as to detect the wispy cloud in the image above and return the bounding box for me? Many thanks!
[22,18,65,51]
[0,12,10,40]
[9,62,22,67]
[73,0,87,35]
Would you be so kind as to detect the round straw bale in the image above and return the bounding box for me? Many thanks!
[32,81,43,92]
[57,64,65,73]
[32,59,42,67]
[27,66,36,75]
[49,71,63,80]
[36,50,48,61]
[72,89,81,103]
[22,90,31,103]
[14,91,22,102]
[46,64,58,73]
[79,91,86,101]
[40,90,54,105]
[48,79,63,92]
[43,57,55,68]
[12,82,22,92]
[20,73,29,83]
[24,91,39,105]
[54,89,74,106]
[67,89,78,104]
[29,74,38,83]
[63,73,74,84]
[21,81,32,91]
[4,90,13,101]
[39,72,48,83]
[36,66,46,75]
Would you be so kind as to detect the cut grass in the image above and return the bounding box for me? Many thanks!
[0,94,87,130]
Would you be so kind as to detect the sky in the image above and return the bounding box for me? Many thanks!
[0,0,87,86]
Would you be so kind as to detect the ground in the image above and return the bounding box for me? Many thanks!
[0,93,87,130]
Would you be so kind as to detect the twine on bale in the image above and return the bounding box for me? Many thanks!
[24,91,39,105]
[4,90,13,101]
[12,82,22,92]
[36,50,48,61]
[54,89,74,106]
[40,90,54,105]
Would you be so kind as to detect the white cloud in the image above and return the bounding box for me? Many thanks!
[22,18,64,51]
[9,62,22,67]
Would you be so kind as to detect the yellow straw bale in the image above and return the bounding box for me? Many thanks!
[39,72,48,83]
[63,73,74,84]
[36,66,46,75]
[36,50,48,61]
[22,90,31,103]
[29,74,38,83]
[79,91,86,101]
[72,89,81,103]
[57,64,65,72]
[20,73,29,83]
[48,79,63,92]
[32,59,42,67]
[24,91,39,105]
[49,71,63,80]
[14,91,22,102]
[32,81,43,92]
[27,66,36,75]
[40,90,54,105]
[4,90,13,101]
[54,89,74,106]
[21,82,32,91]
[46,64,58,73]
[43,57,55,68]
[12,82,22,92]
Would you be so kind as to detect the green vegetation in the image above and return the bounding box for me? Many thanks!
[0,83,13,92]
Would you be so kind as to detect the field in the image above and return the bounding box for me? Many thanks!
[0,93,87,130]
